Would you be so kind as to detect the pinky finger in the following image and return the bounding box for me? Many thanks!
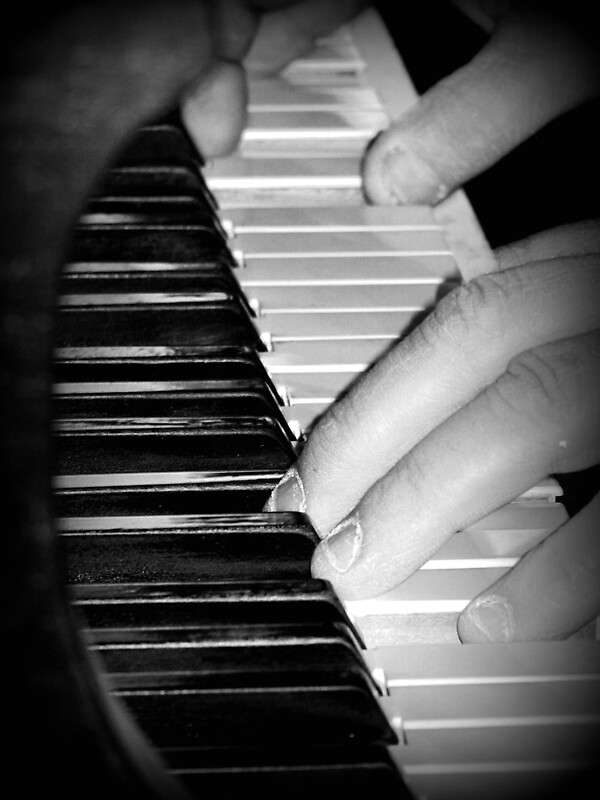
[458,492,600,643]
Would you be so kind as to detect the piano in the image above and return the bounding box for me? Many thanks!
[2,4,599,799]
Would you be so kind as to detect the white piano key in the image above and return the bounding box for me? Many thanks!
[262,361,364,399]
[281,401,331,433]
[248,80,383,110]
[262,337,395,366]
[426,502,568,564]
[397,723,600,765]
[256,308,424,338]
[366,641,600,685]
[281,55,365,80]
[244,108,388,135]
[205,155,361,184]
[237,255,457,283]
[222,204,442,232]
[240,282,444,309]
[403,763,594,800]
[206,156,364,207]
[381,682,600,725]
[232,229,452,257]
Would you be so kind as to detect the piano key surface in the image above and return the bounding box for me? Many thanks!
[52,6,599,799]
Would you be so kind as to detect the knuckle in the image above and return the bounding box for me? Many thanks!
[492,347,566,423]
[434,271,520,344]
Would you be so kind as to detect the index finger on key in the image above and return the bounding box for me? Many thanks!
[362,4,600,206]
[310,330,600,601]
[265,253,600,535]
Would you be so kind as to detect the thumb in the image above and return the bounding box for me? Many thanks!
[363,4,600,205]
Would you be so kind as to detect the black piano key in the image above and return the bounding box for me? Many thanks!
[72,579,358,631]
[53,385,286,422]
[53,474,278,517]
[53,416,295,475]
[62,512,318,583]
[81,196,226,233]
[59,269,239,295]
[92,116,221,212]
[53,344,292,436]
[97,163,207,197]
[87,621,357,647]
[111,120,203,169]
[53,348,276,384]
[80,603,393,747]
[69,226,235,265]
[57,301,261,349]
[164,744,411,796]
[109,671,394,749]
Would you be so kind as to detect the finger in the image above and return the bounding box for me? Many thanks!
[310,331,600,600]
[265,255,600,534]
[362,5,600,205]
[208,1,260,61]
[494,219,600,270]
[180,59,248,158]
[458,492,600,642]
[244,0,370,75]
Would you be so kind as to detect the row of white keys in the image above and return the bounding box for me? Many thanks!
[367,640,600,800]
[345,500,571,647]
[216,202,460,432]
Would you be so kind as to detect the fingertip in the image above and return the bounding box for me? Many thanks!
[180,60,247,159]
[262,465,307,513]
[457,594,515,643]
[363,127,451,206]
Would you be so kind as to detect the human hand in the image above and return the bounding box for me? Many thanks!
[180,0,369,158]
[264,2,600,643]
[266,218,600,642]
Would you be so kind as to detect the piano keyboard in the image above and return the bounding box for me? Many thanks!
[53,6,599,799]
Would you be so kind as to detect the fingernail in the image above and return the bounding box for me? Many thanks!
[382,146,448,205]
[462,594,514,642]
[263,466,306,512]
[321,513,362,573]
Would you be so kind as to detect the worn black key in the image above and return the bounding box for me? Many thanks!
[72,579,358,631]
[53,378,287,422]
[105,649,394,748]
[53,416,295,476]
[53,472,279,517]
[53,347,276,384]
[75,580,392,748]
[52,344,291,436]
[61,512,318,583]
[60,266,240,297]
[163,744,412,796]
[56,295,260,349]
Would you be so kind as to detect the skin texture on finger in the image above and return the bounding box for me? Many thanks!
[310,331,600,600]
[362,4,600,205]
[266,254,600,534]
[244,0,370,75]
[180,59,248,158]
[458,492,600,642]
[494,219,600,270]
